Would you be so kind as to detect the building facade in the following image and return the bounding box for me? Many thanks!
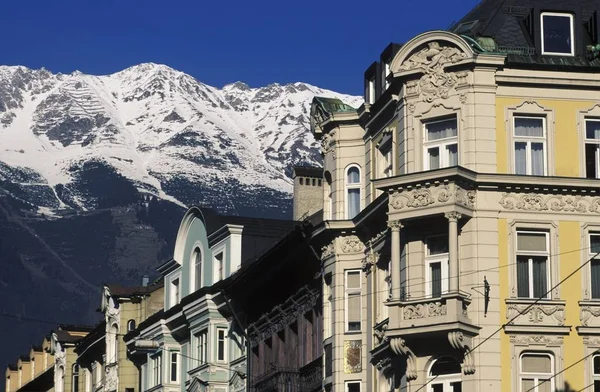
[124,207,294,392]
[309,1,600,391]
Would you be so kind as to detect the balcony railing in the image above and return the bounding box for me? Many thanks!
[387,291,480,339]
[299,357,322,392]
[251,359,323,392]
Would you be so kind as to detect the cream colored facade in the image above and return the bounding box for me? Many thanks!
[310,25,600,392]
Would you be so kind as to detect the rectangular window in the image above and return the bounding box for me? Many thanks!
[593,355,600,391]
[152,353,162,387]
[170,352,178,383]
[367,78,375,104]
[520,353,554,392]
[585,119,600,179]
[424,117,458,170]
[214,252,224,282]
[217,328,227,362]
[345,381,361,392]
[590,233,600,299]
[516,231,550,299]
[324,279,333,339]
[345,270,362,332]
[90,363,97,389]
[426,235,449,297]
[541,12,574,56]
[514,116,546,176]
[196,330,208,366]
[379,145,393,178]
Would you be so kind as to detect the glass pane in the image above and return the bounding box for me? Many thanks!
[432,384,443,392]
[522,379,535,391]
[594,380,600,392]
[531,143,545,175]
[348,188,360,219]
[586,143,598,179]
[594,355,600,375]
[426,118,458,141]
[587,121,600,140]
[591,235,600,253]
[517,257,530,298]
[347,167,360,183]
[538,379,551,392]
[347,271,361,289]
[515,117,544,137]
[429,147,440,169]
[515,142,527,175]
[532,257,548,298]
[447,144,458,166]
[451,381,462,392]
[347,382,361,392]
[522,354,551,373]
[428,236,449,255]
[543,14,573,54]
[592,260,600,299]
[431,262,442,298]
[347,293,361,330]
[430,357,462,376]
[517,232,547,252]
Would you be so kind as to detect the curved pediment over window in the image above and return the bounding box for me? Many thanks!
[390,31,474,75]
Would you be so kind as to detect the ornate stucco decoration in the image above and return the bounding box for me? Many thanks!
[448,332,475,375]
[399,42,468,103]
[341,235,365,254]
[362,250,380,274]
[509,335,564,345]
[367,229,389,248]
[583,336,600,347]
[344,340,362,373]
[389,338,417,381]
[580,305,600,327]
[104,364,118,392]
[403,301,447,320]
[375,357,392,371]
[506,303,565,326]
[390,184,476,211]
[455,186,476,208]
[320,130,337,159]
[320,242,335,260]
[499,193,600,214]
[373,319,389,347]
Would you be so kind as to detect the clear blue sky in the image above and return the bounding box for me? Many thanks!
[1,0,480,96]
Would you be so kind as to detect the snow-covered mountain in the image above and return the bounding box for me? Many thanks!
[0,63,362,216]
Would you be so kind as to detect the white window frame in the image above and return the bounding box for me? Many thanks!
[169,351,179,383]
[423,117,458,170]
[345,380,361,392]
[592,354,600,389]
[345,165,362,219]
[383,62,391,90]
[170,277,180,308]
[71,364,79,392]
[194,247,202,290]
[540,12,575,56]
[216,327,227,362]
[519,352,554,392]
[127,319,136,332]
[428,360,462,392]
[344,270,362,333]
[378,139,393,179]
[425,235,449,297]
[367,78,375,104]
[195,330,208,366]
[589,232,600,299]
[513,116,547,176]
[151,352,162,387]
[516,231,550,299]
[584,119,600,179]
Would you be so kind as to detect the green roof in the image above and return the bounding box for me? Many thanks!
[311,97,356,114]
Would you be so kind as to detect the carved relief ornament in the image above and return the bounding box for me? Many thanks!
[362,251,380,274]
[321,242,335,260]
[389,185,475,211]
[506,303,565,326]
[448,332,475,375]
[320,130,336,158]
[341,235,365,254]
[403,301,447,320]
[580,305,600,327]
[389,338,418,381]
[499,192,600,214]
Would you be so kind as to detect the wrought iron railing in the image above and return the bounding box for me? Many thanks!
[252,368,300,392]
[299,357,322,392]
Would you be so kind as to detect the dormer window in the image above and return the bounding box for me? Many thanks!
[541,12,574,56]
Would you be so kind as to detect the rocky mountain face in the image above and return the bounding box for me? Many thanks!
[0,64,361,372]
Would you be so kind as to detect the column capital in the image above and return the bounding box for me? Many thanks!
[387,220,403,231]
[444,211,462,222]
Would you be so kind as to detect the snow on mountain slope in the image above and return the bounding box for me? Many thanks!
[0,63,362,214]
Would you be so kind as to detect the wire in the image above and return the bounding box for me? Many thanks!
[525,350,600,392]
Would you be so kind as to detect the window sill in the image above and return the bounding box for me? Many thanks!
[344,330,362,335]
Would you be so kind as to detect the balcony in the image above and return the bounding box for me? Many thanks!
[386,291,480,340]
[299,357,322,392]
[251,359,323,392]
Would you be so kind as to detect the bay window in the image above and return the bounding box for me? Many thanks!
[514,116,546,176]
[516,231,549,299]
[426,235,449,298]
[424,117,458,170]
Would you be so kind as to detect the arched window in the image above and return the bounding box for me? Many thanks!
[346,166,361,219]
[428,356,461,391]
[519,352,553,392]
[127,320,136,332]
[71,364,79,392]
[194,247,202,290]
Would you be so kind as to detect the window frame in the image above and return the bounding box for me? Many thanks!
[170,277,180,308]
[428,356,462,392]
[345,165,362,220]
[592,354,600,389]
[425,235,450,298]
[540,12,575,56]
[344,269,362,333]
[515,230,551,299]
[367,78,375,104]
[513,115,547,176]
[345,380,361,392]
[216,327,227,362]
[151,352,162,387]
[169,351,179,383]
[423,116,459,171]
[193,247,202,290]
[71,364,79,392]
[584,118,600,179]
[589,232,600,300]
[195,330,208,366]
[519,352,554,392]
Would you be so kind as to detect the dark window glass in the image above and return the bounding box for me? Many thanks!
[430,357,462,376]
[594,355,600,375]
[542,14,573,54]
[586,144,598,179]
[347,382,360,392]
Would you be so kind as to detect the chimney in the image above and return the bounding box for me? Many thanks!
[142,275,149,287]
[292,166,324,221]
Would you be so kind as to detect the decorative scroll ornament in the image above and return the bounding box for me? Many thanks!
[321,242,335,260]
[403,301,447,320]
[399,42,468,103]
[320,130,337,158]
[456,187,476,208]
[580,305,600,327]
[362,251,380,274]
[444,211,462,222]
[499,193,600,214]
[390,188,434,210]
[104,364,118,392]
[341,235,365,254]
[373,319,389,346]
[448,332,475,375]
[389,338,418,381]
[506,303,565,326]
